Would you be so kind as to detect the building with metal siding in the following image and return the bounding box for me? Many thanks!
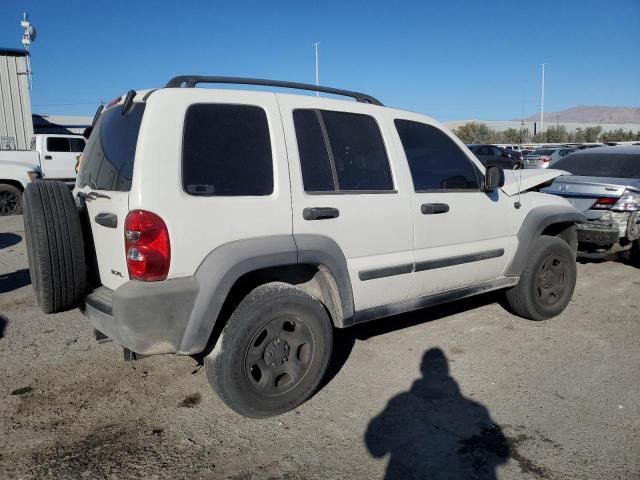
[0,48,34,151]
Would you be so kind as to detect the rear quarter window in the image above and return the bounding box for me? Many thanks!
[77,103,145,192]
[182,104,273,196]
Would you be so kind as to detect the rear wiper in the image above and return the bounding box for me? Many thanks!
[77,191,111,201]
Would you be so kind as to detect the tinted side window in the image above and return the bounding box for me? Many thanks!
[322,111,393,191]
[78,103,145,192]
[69,138,86,152]
[293,109,394,192]
[182,104,273,196]
[293,110,334,192]
[395,120,480,191]
[47,137,70,152]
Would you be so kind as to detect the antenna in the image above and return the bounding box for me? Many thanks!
[20,12,37,89]
[313,42,320,97]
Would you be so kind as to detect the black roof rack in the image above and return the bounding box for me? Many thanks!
[165,76,383,106]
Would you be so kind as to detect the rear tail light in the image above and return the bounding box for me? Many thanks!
[612,190,640,212]
[540,156,551,163]
[592,197,618,209]
[124,210,170,281]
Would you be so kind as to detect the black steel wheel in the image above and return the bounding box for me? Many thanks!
[0,184,22,216]
[244,315,316,397]
[206,282,333,418]
[505,235,577,320]
[535,254,570,307]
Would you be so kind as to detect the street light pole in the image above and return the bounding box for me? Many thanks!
[540,63,546,133]
[313,42,320,96]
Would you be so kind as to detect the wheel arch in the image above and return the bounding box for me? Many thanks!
[505,206,585,276]
[0,179,25,192]
[178,235,354,354]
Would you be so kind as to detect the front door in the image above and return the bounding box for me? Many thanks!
[392,119,511,297]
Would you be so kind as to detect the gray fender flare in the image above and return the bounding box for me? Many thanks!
[177,234,354,354]
[505,205,586,276]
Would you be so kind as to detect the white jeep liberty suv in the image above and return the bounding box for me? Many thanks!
[23,76,584,417]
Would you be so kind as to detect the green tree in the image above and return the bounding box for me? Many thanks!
[452,122,495,144]
[543,125,570,143]
[584,126,602,143]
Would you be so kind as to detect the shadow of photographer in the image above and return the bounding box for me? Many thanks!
[365,348,510,479]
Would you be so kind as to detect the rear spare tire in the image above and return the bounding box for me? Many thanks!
[23,181,86,313]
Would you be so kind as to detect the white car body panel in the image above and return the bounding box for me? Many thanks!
[501,168,569,197]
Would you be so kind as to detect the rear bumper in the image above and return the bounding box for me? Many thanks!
[81,277,199,355]
[576,222,620,247]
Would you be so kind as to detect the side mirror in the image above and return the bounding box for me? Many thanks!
[484,165,505,191]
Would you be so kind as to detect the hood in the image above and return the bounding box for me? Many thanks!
[0,159,40,170]
[501,168,569,196]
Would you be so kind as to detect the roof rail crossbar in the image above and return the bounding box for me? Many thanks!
[165,76,383,106]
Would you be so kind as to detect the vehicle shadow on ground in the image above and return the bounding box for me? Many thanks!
[0,232,22,250]
[0,314,7,338]
[577,252,635,267]
[320,292,500,391]
[364,348,510,479]
[0,268,31,294]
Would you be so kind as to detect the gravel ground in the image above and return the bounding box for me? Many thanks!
[1,214,638,480]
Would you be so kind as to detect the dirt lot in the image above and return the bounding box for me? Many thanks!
[0,214,638,480]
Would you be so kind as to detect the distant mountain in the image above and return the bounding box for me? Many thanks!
[520,106,640,124]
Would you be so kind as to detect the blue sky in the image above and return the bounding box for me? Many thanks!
[1,0,638,121]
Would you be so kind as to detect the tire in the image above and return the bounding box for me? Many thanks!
[629,240,640,267]
[0,183,23,216]
[22,181,86,313]
[206,282,333,418]
[505,235,577,321]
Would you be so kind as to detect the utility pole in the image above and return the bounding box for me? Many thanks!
[540,63,546,133]
[313,42,320,96]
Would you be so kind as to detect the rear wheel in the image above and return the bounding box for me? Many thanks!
[505,235,576,320]
[0,183,22,216]
[206,282,333,418]
[22,181,86,313]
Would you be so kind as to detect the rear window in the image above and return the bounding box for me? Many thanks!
[182,104,273,196]
[532,149,555,155]
[553,152,640,178]
[78,103,145,191]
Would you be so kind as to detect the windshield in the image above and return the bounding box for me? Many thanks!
[553,152,640,178]
[77,103,145,191]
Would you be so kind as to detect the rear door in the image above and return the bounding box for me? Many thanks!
[42,136,85,180]
[278,95,414,312]
[75,103,145,290]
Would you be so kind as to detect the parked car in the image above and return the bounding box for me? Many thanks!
[524,147,576,169]
[0,152,42,215]
[2,134,85,185]
[22,76,583,418]
[542,146,640,265]
[467,144,520,169]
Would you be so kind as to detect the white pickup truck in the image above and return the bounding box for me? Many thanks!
[0,133,85,215]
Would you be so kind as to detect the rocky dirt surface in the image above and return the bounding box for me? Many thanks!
[1,214,638,479]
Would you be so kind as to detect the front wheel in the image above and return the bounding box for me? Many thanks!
[0,183,22,216]
[205,282,333,418]
[505,235,577,320]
